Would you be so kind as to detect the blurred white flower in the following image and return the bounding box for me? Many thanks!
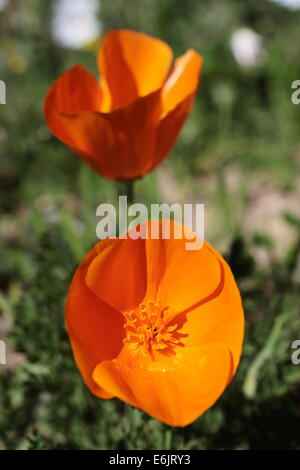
[52,0,102,49]
[270,0,300,9]
[0,0,8,12]
[230,27,265,68]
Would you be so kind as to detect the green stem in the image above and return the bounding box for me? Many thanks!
[243,314,286,399]
[116,179,136,237]
[125,179,135,205]
[117,179,135,205]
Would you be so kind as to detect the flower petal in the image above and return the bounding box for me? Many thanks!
[153,92,196,170]
[161,49,203,115]
[44,64,102,115]
[92,342,233,426]
[45,88,161,179]
[175,244,244,373]
[151,50,202,169]
[65,244,125,398]
[97,30,137,111]
[144,237,166,300]
[98,29,173,111]
[156,236,222,315]
[85,237,147,312]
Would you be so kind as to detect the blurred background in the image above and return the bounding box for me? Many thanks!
[0,0,300,450]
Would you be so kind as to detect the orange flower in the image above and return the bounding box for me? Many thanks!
[65,221,244,427]
[44,29,202,180]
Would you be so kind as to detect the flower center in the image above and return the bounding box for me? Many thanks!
[123,300,186,354]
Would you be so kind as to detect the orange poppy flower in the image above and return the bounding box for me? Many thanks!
[44,29,202,180]
[65,220,244,427]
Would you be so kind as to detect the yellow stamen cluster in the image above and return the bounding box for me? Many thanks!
[123,300,185,353]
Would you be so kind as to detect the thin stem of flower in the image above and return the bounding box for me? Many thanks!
[116,179,135,204]
[125,179,135,205]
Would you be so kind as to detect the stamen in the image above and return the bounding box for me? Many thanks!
[123,300,186,354]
